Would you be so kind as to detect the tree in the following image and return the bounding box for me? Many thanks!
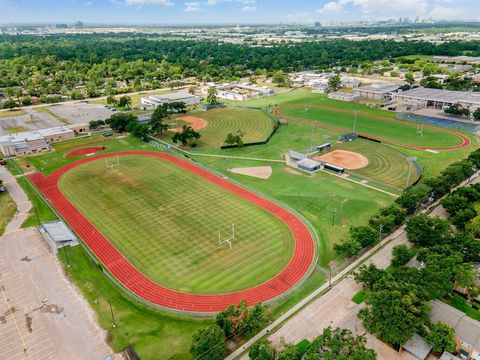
[207,86,218,105]
[426,322,457,353]
[444,103,470,118]
[304,327,376,360]
[190,325,226,360]
[117,95,132,109]
[354,264,384,290]
[188,85,198,95]
[474,108,480,121]
[396,183,432,215]
[149,106,169,134]
[454,263,476,301]
[349,225,379,248]
[391,245,414,267]
[334,238,361,258]
[89,119,105,129]
[126,121,150,139]
[106,112,137,132]
[272,70,287,86]
[249,339,276,360]
[328,74,341,92]
[2,99,18,110]
[358,275,430,346]
[106,95,118,106]
[21,96,32,106]
[225,130,245,147]
[172,125,201,146]
[406,215,452,247]
[405,71,415,84]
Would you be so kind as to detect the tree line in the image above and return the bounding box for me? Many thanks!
[1,34,480,100]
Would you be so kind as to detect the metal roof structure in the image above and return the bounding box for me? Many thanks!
[403,334,432,360]
[43,220,77,243]
[394,87,480,106]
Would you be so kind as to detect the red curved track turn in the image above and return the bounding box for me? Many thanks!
[275,105,470,151]
[29,151,315,313]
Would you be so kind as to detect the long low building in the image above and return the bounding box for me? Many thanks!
[0,126,74,157]
[393,87,480,114]
[353,82,405,101]
[140,92,201,109]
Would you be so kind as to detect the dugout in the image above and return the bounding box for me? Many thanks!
[317,143,331,152]
[298,158,321,173]
[324,163,345,174]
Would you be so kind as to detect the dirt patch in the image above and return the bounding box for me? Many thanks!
[172,116,208,132]
[314,150,369,170]
[230,166,272,179]
[66,146,106,157]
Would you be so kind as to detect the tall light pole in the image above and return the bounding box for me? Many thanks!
[331,208,337,226]
[109,300,117,328]
[405,157,417,189]
[353,112,358,133]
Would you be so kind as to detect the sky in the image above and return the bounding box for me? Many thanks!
[0,0,479,25]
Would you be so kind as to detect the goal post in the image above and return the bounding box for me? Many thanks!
[218,223,235,250]
[105,155,120,170]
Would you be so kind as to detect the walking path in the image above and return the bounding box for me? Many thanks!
[0,165,112,360]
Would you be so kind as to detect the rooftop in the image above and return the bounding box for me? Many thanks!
[395,87,480,105]
[298,158,321,168]
[355,82,405,94]
[403,334,432,360]
[149,92,198,101]
[38,126,74,136]
[431,300,480,350]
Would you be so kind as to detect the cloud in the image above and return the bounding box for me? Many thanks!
[285,11,315,23]
[316,0,430,18]
[185,1,201,11]
[124,0,173,6]
[241,5,256,12]
[429,5,466,19]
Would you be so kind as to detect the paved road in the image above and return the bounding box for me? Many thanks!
[0,166,112,360]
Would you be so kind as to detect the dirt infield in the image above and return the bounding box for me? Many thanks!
[314,150,368,170]
[66,146,106,157]
[29,151,315,313]
[172,116,208,132]
[274,105,470,151]
[230,166,272,179]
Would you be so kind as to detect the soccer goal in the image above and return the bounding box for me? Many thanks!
[218,223,235,250]
[105,155,120,170]
[416,123,424,136]
[304,103,311,112]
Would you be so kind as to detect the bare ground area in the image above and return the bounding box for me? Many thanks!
[171,116,208,132]
[314,150,369,170]
[229,166,273,179]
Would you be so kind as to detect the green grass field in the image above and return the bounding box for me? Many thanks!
[280,105,462,149]
[59,155,294,294]
[0,191,16,235]
[333,140,418,189]
[170,107,275,148]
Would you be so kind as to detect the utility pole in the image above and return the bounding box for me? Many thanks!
[63,246,70,268]
[331,208,337,226]
[109,300,117,328]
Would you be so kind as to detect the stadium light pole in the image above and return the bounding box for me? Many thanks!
[63,246,70,268]
[109,300,117,328]
[331,208,337,226]
[353,112,358,133]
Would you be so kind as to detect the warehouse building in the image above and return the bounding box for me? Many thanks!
[393,87,480,114]
[141,93,201,109]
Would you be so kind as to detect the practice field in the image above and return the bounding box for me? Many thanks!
[30,151,315,312]
[174,107,276,147]
[276,104,469,150]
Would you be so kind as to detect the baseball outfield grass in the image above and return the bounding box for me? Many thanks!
[173,107,276,148]
[58,155,294,294]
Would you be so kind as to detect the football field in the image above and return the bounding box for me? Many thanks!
[58,155,295,295]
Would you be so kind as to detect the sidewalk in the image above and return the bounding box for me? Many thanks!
[0,166,31,234]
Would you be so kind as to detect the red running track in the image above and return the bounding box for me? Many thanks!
[29,151,315,313]
[275,105,471,151]
[66,146,106,157]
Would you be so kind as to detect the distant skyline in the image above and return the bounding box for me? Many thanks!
[1,0,479,25]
